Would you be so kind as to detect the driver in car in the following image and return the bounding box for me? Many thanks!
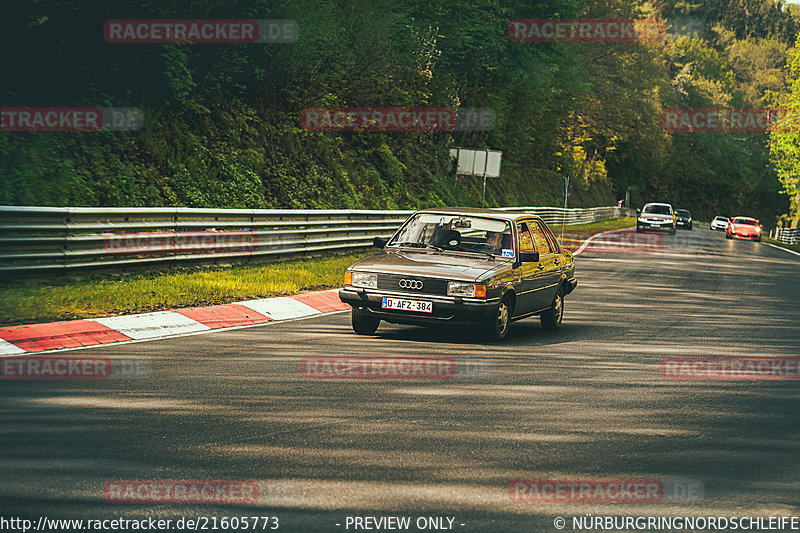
[486,231,503,250]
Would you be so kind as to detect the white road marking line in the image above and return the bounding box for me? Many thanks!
[764,242,800,257]
[573,228,634,256]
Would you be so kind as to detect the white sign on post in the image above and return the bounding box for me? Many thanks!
[450,148,503,207]
[451,148,502,177]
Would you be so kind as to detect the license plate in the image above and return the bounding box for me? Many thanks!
[381,297,433,313]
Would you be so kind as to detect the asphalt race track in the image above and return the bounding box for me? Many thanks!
[2,227,799,532]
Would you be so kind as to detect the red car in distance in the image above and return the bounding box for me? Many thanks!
[726,217,762,241]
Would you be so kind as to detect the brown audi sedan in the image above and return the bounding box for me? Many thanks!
[339,208,577,340]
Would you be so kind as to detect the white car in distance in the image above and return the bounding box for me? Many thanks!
[710,216,730,231]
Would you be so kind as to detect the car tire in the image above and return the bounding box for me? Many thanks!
[688,224,693,230]
[636,225,643,233]
[669,228,676,235]
[756,236,761,242]
[726,233,732,239]
[485,295,512,341]
[351,308,379,335]
[540,288,564,331]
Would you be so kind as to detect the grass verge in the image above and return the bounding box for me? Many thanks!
[0,217,635,325]
[556,217,635,232]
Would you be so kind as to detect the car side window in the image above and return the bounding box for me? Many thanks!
[528,221,552,255]
[517,223,535,252]
[541,223,560,253]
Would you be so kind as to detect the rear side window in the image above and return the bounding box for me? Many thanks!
[527,220,552,255]
[540,223,561,253]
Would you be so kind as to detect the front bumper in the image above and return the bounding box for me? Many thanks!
[728,231,760,240]
[637,222,674,231]
[339,287,497,325]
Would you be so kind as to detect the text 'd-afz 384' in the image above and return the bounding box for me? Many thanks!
[339,209,577,340]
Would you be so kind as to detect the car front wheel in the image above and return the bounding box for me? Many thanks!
[485,296,511,341]
[351,308,379,335]
[540,289,564,331]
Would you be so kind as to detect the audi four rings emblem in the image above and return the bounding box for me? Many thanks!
[399,279,423,289]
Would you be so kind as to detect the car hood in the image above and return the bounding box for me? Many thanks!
[350,249,506,281]
[641,213,673,220]
[730,225,758,233]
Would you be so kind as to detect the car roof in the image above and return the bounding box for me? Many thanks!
[415,207,541,222]
[643,202,672,207]
[732,216,757,221]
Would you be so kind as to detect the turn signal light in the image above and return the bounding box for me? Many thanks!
[475,284,487,298]
[344,272,352,285]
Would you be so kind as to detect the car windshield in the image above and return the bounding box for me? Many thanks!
[676,210,690,217]
[643,204,672,215]
[733,218,757,225]
[389,213,513,256]
[715,217,729,221]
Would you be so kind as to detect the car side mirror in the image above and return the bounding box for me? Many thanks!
[519,251,540,263]
[373,236,389,248]
[636,208,641,215]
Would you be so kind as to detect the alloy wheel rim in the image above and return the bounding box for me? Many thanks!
[497,302,509,333]
[554,294,563,323]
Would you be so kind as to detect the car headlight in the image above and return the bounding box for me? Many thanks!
[638,217,648,222]
[447,282,487,298]
[756,227,762,233]
[350,272,377,289]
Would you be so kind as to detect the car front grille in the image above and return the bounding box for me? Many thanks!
[377,274,449,296]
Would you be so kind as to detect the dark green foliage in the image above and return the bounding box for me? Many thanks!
[0,0,795,223]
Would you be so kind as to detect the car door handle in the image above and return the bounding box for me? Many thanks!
[537,264,544,270]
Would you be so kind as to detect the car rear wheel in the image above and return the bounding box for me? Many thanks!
[351,308,379,335]
[540,288,564,331]
[485,296,511,341]
[726,232,732,239]
[669,227,676,235]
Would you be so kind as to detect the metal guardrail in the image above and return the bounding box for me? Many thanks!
[0,205,633,276]
[771,227,800,245]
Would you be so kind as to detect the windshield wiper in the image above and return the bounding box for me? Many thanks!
[391,241,443,252]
